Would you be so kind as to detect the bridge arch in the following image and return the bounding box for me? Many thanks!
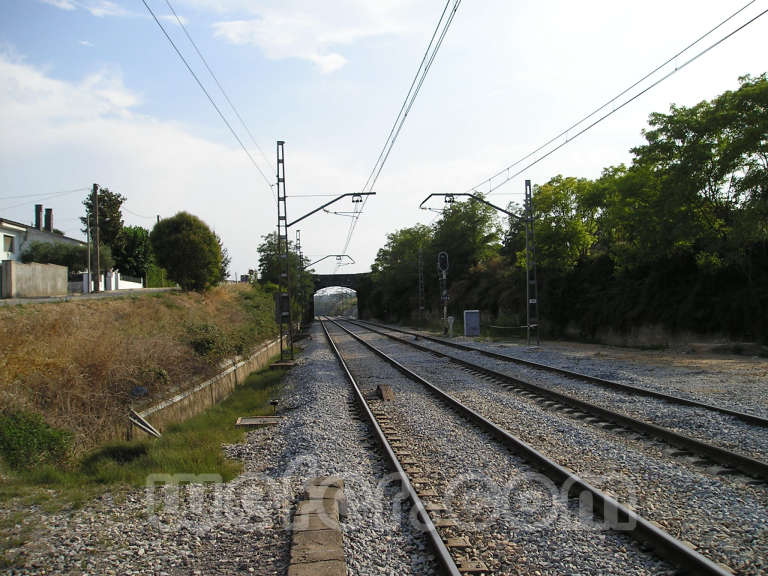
[312,273,369,293]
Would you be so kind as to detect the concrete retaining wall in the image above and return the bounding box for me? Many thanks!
[131,336,284,439]
[1,261,67,298]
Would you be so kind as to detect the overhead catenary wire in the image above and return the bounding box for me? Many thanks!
[472,0,767,197]
[336,0,462,270]
[140,0,275,199]
[163,0,275,177]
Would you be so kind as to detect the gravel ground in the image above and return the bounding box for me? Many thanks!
[416,327,768,419]
[327,321,675,576]
[341,321,768,576]
[2,323,437,576]
[366,324,768,462]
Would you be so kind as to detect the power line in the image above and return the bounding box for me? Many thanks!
[140,0,275,199]
[163,0,275,178]
[472,0,766,197]
[337,0,462,270]
[0,187,89,212]
[123,207,156,220]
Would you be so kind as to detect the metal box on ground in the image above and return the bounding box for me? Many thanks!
[464,310,480,337]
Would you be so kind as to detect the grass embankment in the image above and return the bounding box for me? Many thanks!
[0,367,285,567]
[0,284,278,455]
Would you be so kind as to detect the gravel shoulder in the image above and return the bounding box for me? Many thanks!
[1,323,437,576]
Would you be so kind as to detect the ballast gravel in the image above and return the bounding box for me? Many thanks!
[329,322,674,576]
[383,327,768,462]
[3,323,438,576]
[344,322,768,576]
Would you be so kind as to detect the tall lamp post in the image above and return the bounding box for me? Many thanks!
[419,180,539,345]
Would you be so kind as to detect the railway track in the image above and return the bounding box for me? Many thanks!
[343,318,768,480]
[320,317,735,576]
[354,319,768,428]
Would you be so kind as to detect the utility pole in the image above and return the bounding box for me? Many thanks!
[86,218,91,294]
[437,251,449,335]
[417,246,425,327]
[276,141,293,361]
[92,183,100,293]
[296,229,304,324]
[524,179,540,345]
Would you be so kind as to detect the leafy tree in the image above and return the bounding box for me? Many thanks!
[432,195,501,276]
[369,225,433,320]
[256,232,313,318]
[112,226,151,278]
[150,212,223,292]
[80,187,126,247]
[527,176,598,273]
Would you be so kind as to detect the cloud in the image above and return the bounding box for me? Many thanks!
[159,13,189,27]
[41,0,77,10]
[211,1,421,73]
[79,40,94,47]
[40,0,134,18]
[0,51,275,278]
[85,1,130,18]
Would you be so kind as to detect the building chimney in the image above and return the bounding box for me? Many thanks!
[34,204,43,230]
[44,208,53,233]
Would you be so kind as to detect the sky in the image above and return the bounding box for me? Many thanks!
[1,0,766,279]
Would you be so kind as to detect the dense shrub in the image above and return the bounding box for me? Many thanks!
[0,410,72,469]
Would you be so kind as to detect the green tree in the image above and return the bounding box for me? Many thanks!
[150,212,223,292]
[112,226,151,278]
[528,176,598,273]
[80,187,126,248]
[256,232,313,321]
[369,224,433,320]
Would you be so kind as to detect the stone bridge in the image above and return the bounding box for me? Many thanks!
[312,273,369,293]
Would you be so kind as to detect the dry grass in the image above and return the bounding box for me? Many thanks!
[0,285,277,454]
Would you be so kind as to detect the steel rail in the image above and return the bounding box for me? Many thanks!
[355,319,768,428]
[319,319,462,576]
[327,318,732,576]
[341,318,768,482]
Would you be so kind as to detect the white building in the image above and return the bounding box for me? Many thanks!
[1,204,86,262]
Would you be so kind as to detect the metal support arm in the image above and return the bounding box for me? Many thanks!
[419,192,527,221]
[288,192,376,228]
[304,254,355,269]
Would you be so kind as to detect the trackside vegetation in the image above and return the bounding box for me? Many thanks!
[0,284,278,457]
[361,74,768,343]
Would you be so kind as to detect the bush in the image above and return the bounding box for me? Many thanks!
[150,212,223,292]
[0,410,72,469]
[188,323,231,360]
